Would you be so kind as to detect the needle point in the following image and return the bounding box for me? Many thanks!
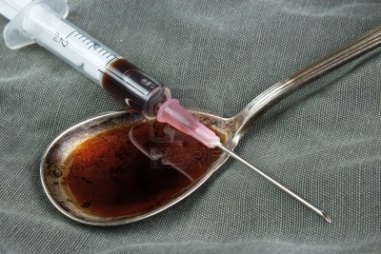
[321,211,332,223]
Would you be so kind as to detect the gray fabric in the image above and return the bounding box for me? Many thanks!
[1,0,381,253]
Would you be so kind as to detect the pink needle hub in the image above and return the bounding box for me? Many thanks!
[157,99,220,148]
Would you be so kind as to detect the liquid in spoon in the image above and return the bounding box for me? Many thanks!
[62,121,221,217]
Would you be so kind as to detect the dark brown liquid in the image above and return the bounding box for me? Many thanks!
[63,121,220,217]
[101,58,137,102]
[101,58,164,114]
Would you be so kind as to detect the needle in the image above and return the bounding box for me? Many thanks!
[217,143,332,223]
[157,99,331,223]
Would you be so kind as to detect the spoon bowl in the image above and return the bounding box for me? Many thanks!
[41,24,381,225]
[41,110,235,226]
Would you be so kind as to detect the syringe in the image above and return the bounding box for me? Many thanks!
[1,0,220,147]
[0,0,331,222]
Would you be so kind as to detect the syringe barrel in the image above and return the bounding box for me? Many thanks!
[101,59,170,116]
[6,1,169,116]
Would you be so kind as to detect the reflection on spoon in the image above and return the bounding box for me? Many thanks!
[128,126,196,182]
[41,24,381,225]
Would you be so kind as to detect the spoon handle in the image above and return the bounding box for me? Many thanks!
[236,25,381,137]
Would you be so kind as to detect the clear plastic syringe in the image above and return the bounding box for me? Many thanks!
[1,0,331,222]
[1,0,220,147]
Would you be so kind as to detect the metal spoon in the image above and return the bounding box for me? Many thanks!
[41,25,381,226]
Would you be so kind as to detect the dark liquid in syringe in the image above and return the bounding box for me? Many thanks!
[62,120,221,217]
[101,58,137,101]
[101,58,164,112]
